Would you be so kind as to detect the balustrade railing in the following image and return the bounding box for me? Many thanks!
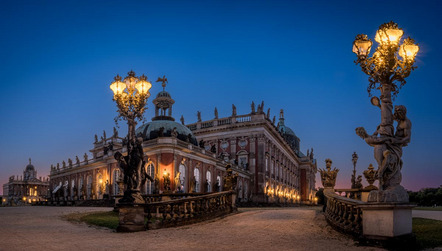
[323,189,364,236]
[143,191,236,229]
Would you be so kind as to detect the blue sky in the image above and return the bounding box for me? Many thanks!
[1,0,441,193]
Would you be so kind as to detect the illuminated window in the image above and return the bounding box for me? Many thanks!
[194,168,200,193]
[179,164,186,192]
[146,163,155,194]
[206,171,212,192]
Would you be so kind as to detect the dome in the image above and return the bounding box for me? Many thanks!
[25,158,35,171]
[156,91,171,98]
[136,120,198,146]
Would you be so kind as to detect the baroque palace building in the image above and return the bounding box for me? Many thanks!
[49,85,317,204]
[2,159,49,205]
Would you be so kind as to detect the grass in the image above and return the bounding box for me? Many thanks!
[414,206,442,211]
[66,211,119,230]
[413,217,442,249]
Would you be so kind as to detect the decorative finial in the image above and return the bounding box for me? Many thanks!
[29,158,31,164]
[127,70,136,77]
[280,109,284,119]
[156,75,168,91]
[114,74,122,82]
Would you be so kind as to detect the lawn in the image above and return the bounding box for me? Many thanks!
[413,217,442,249]
[414,206,442,211]
[79,211,119,229]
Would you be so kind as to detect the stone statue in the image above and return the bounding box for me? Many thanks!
[114,137,146,203]
[210,144,216,153]
[251,101,255,114]
[319,159,339,188]
[272,116,276,125]
[56,163,60,170]
[105,180,109,195]
[154,174,160,194]
[199,140,205,148]
[62,161,66,168]
[260,101,264,113]
[75,156,80,165]
[214,107,218,119]
[310,148,314,159]
[113,127,118,138]
[83,153,88,163]
[171,127,178,138]
[223,164,238,191]
[190,176,196,193]
[158,127,164,137]
[103,130,107,140]
[267,108,270,119]
[307,149,310,158]
[232,104,237,116]
[163,171,171,192]
[175,172,181,192]
[180,115,185,125]
[94,134,98,143]
[197,111,201,122]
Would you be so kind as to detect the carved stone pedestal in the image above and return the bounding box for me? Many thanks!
[368,185,409,203]
[117,203,145,232]
[360,203,414,238]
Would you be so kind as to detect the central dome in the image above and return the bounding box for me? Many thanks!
[136,120,198,146]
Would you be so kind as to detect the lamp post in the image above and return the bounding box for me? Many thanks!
[110,70,152,204]
[353,22,418,202]
[351,152,358,188]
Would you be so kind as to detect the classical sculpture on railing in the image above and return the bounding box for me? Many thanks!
[223,164,238,191]
[363,164,377,190]
[319,159,339,189]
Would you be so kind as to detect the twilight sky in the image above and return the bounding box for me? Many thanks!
[1,0,441,194]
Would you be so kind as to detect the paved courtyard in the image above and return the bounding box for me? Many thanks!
[0,206,387,251]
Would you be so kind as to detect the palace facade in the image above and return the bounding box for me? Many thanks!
[48,86,317,204]
[2,159,49,205]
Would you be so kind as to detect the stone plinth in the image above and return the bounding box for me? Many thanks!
[360,204,414,238]
[117,203,145,232]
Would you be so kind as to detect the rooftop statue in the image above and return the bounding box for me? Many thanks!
[197,111,201,122]
[319,159,339,189]
[214,107,218,119]
[232,104,237,116]
[180,115,185,125]
[113,127,118,138]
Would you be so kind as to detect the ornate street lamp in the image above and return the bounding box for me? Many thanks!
[353,22,417,202]
[110,70,152,204]
[350,152,358,188]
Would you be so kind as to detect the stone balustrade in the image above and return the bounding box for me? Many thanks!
[324,189,364,236]
[144,191,236,229]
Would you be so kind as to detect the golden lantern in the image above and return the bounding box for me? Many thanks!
[399,37,419,61]
[353,34,372,58]
[135,74,152,96]
[110,75,125,96]
[374,21,403,45]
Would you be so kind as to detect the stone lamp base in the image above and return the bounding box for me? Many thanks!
[117,203,145,232]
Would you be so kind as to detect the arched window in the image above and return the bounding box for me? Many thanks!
[179,164,186,192]
[146,163,155,194]
[206,170,212,192]
[194,168,200,193]
[112,169,120,195]
[216,175,221,192]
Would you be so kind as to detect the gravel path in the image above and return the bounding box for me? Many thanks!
[0,206,384,251]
